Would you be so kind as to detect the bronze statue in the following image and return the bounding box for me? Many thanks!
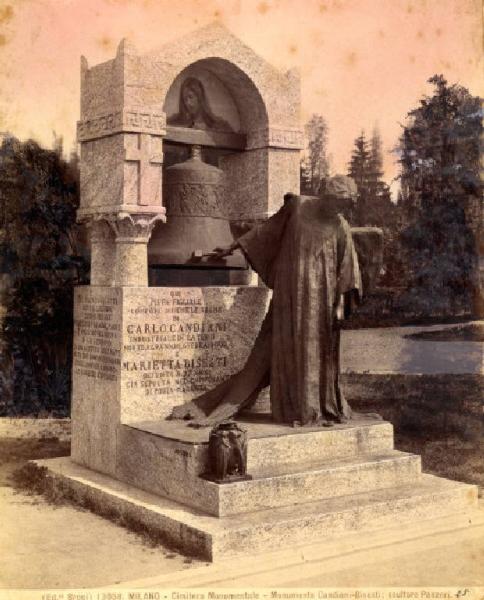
[169,176,383,428]
[203,421,251,483]
[167,77,234,133]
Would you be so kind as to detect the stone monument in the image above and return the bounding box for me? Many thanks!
[35,23,478,562]
[71,23,302,474]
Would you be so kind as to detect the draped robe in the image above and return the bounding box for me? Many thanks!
[169,195,364,427]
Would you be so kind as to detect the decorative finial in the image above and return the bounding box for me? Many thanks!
[117,38,137,57]
[80,55,89,73]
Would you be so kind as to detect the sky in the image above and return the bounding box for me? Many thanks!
[0,0,482,193]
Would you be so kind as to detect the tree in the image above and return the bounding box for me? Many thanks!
[0,136,87,415]
[397,75,482,316]
[348,131,371,195]
[367,128,392,214]
[347,131,370,224]
[367,128,395,227]
[347,130,395,225]
[301,114,330,194]
[369,127,384,184]
[346,129,402,289]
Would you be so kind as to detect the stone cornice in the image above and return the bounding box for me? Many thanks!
[77,109,167,142]
[247,127,304,150]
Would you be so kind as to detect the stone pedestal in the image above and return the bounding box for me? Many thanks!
[71,285,270,476]
[38,417,479,561]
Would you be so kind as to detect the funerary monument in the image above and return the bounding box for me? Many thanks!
[36,23,478,561]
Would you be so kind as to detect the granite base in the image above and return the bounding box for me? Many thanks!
[32,457,478,561]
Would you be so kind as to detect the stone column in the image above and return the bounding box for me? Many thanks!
[111,214,162,287]
[88,220,116,286]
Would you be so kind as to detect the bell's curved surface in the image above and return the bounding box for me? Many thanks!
[150,146,244,268]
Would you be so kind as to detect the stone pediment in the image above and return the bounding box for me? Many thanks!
[146,21,296,95]
[80,22,301,136]
[144,22,301,131]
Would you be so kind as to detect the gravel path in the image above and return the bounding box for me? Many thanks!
[0,439,202,589]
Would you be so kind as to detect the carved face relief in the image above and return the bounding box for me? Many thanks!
[167,76,234,133]
[182,86,201,117]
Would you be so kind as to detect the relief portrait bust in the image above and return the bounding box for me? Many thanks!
[167,76,234,133]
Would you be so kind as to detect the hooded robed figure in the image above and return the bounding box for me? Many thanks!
[169,175,377,428]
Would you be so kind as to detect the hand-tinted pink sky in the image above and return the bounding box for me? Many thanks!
[0,0,481,191]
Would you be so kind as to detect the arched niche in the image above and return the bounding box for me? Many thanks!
[161,57,269,155]
[149,57,270,285]
[163,57,269,134]
[164,63,242,134]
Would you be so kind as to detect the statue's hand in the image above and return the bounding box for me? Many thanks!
[213,242,238,258]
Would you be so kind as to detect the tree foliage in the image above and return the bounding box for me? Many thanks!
[0,136,87,416]
[397,75,481,315]
[347,129,395,228]
[345,129,402,288]
[301,114,330,195]
[348,131,371,201]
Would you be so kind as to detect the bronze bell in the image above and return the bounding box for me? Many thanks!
[149,145,245,268]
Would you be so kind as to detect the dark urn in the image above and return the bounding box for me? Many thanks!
[203,421,252,484]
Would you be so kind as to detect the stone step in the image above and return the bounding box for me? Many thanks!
[196,451,422,517]
[34,457,478,562]
[117,422,403,516]
[122,417,394,477]
[246,419,394,471]
[124,509,484,588]
[213,474,477,561]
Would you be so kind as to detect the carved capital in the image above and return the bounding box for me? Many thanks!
[109,213,164,244]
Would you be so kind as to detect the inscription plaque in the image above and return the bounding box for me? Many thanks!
[120,287,268,420]
[122,290,232,398]
[73,288,121,382]
[73,287,269,423]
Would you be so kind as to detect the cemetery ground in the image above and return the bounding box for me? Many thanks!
[0,437,200,588]
[0,320,483,588]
